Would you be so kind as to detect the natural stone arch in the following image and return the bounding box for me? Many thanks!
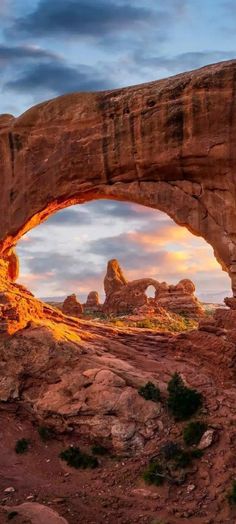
[1,60,236,295]
[145,285,156,299]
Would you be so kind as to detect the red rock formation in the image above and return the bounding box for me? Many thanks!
[84,291,101,313]
[0,60,236,298]
[62,294,83,317]
[1,60,236,331]
[155,279,203,317]
[1,503,68,524]
[104,259,127,297]
[103,260,203,317]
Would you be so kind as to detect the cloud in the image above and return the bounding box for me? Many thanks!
[7,0,153,39]
[133,50,236,76]
[46,208,92,227]
[0,44,56,64]
[5,59,111,95]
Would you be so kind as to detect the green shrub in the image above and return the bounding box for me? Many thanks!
[138,381,161,403]
[91,444,109,456]
[190,448,203,459]
[160,441,182,461]
[167,372,203,420]
[173,449,192,468]
[228,480,236,505]
[7,512,19,521]
[160,440,203,469]
[15,438,30,454]
[38,425,55,442]
[143,460,164,486]
[183,421,207,446]
[59,446,98,469]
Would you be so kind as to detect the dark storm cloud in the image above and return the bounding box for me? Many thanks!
[7,0,152,39]
[135,50,235,74]
[0,44,55,62]
[5,59,111,95]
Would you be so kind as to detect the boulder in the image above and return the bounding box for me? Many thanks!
[84,291,101,313]
[62,294,83,317]
[2,502,68,523]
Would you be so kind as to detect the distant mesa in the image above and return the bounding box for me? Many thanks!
[61,258,204,319]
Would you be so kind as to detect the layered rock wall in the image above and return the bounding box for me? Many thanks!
[1,60,236,330]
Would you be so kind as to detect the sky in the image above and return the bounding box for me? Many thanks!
[1,0,235,303]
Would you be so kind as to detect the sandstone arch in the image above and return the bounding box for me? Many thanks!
[1,60,236,296]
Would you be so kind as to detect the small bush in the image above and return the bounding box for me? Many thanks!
[15,438,30,454]
[160,441,182,461]
[38,425,55,442]
[190,448,203,459]
[228,480,236,505]
[160,440,203,469]
[183,421,207,446]
[167,372,203,420]
[138,381,161,403]
[91,444,109,456]
[7,512,19,521]
[173,449,192,469]
[143,460,164,486]
[59,446,98,469]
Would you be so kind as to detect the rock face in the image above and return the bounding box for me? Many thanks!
[84,291,101,313]
[155,279,203,317]
[2,503,68,523]
[62,294,83,317]
[0,60,236,299]
[104,259,127,298]
[103,259,203,317]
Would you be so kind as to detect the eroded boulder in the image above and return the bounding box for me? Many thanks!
[84,291,101,314]
[2,502,68,524]
[155,279,204,318]
[62,294,83,317]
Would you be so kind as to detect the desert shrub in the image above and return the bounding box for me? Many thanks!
[183,421,207,446]
[7,512,19,521]
[138,381,161,403]
[228,480,236,505]
[38,425,55,442]
[143,460,164,486]
[160,440,203,469]
[59,446,98,469]
[173,449,193,468]
[91,444,109,456]
[15,438,30,454]
[160,441,182,461]
[167,372,203,420]
[190,448,203,459]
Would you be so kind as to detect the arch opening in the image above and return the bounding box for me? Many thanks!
[145,286,156,299]
[1,60,236,305]
[16,200,231,311]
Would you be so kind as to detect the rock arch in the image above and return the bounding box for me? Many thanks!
[1,59,236,297]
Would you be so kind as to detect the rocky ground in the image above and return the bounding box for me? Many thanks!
[0,303,236,522]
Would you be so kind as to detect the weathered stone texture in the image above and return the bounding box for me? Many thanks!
[0,60,236,295]
[103,259,203,317]
[1,60,236,331]
[62,294,83,317]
